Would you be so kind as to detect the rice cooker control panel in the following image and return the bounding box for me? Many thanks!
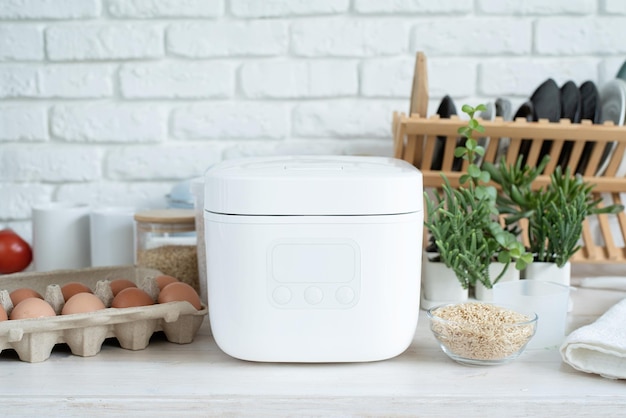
[267,238,361,309]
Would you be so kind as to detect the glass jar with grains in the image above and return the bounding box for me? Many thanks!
[134,209,200,293]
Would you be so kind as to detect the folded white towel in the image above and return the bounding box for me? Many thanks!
[560,298,626,379]
[578,277,626,291]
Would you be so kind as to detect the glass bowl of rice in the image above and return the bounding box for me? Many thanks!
[426,302,538,366]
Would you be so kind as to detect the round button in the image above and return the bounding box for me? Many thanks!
[272,286,292,305]
[336,286,355,305]
[304,286,324,305]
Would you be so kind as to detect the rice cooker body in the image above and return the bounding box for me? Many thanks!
[204,156,423,362]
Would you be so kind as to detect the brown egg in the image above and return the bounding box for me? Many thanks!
[158,282,202,310]
[111,287,154,308]
[10,298,56,320]
[61,293,106,315]
[109,278,137,296]
[61,282,93,301]
[10,288,43,306]
[155,275,179,290]
[0,305,7,322]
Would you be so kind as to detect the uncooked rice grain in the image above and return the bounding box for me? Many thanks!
[430,302,535,361]
[137,245,199,293]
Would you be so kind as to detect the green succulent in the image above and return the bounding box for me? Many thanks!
[483,157,624,267]
[424,104,532,289]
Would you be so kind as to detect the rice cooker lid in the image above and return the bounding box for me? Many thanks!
[204,155,423,216]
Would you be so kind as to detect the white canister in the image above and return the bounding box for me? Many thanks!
[32,202,91,271]
[90,207,135,267]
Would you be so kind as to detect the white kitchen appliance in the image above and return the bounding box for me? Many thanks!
[204,155,423,362]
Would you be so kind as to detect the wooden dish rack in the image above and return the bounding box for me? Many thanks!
[393,53,626,263]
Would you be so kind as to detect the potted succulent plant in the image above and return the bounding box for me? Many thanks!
[484,156,624,289]
[422,105,532,306]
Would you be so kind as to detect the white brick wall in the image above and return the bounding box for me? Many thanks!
[354,0,472,14]
[0,65,38,97]
[476,0,595,15]
[51,104,167,142]
[535,17,626,55]
[0,144,102,182]
[293,100,404,138]
[412,18,533,55]
[119,62,234,99]
[167,22,288,57]
[0,0,100,19]
[106,144,222,180]
[0,105,48,141]
[46,24,164,61]
[240,60,358,98]
[0,25,44,61]
[39,64,114,98]
[291,19,408,57]
[171,103,289,140]
[231,0,349,17]
[106,0,224,18]
[0,0,622,245]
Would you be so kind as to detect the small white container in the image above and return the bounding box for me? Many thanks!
[32,202,91,272]
[493,280,570,350]
[90,206,135,267]
[204,156,423,362]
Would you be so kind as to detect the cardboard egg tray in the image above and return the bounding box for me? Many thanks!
[0,266,207,363]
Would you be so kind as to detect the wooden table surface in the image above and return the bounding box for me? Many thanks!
[2,268,626,417]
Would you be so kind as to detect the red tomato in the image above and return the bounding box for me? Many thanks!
[0,229,33,274]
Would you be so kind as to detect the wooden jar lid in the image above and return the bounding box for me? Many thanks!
[134,209,195,224]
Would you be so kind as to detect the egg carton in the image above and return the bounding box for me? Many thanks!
[0,266,207,363]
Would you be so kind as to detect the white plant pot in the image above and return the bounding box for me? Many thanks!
[474,262,520,302]
[421,255,468,310]
[524,261,571,286]
[525,261,572,311]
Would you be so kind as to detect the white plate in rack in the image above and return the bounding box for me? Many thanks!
[596,79,626,176]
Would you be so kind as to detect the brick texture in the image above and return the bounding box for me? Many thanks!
[230,0,349,17]
[107,0,223,18]
[291,19,408,57]
[240,60,358,98]
[106,144,222,180]
[0,25,43,61]
[477,0,595,15]
[46,24,163,61]
[0,65,38,97]
[0,105,48,141]
[535,18,626,55]
[171,103,289,139]
[0,144,102,181]
[0,0,100,19]
[412,18,532,55]
[604,0,626,14]
[167,22,287,57]
[0,1,622,227]
[51,104,166,143]
[119,62,234,98]
[479,58,598,96]
[39,65,114,98]
[355,0,472,14]
[0,183,54,220]
[56,182,173,210]
[293,100,405,138]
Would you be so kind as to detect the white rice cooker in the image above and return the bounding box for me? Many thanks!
[204,155,423,362]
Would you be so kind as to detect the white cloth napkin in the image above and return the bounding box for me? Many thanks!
[560,298,626,379]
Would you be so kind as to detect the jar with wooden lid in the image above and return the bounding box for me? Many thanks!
[134,209,200,293]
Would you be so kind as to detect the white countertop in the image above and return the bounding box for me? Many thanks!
[2,273,626,417]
